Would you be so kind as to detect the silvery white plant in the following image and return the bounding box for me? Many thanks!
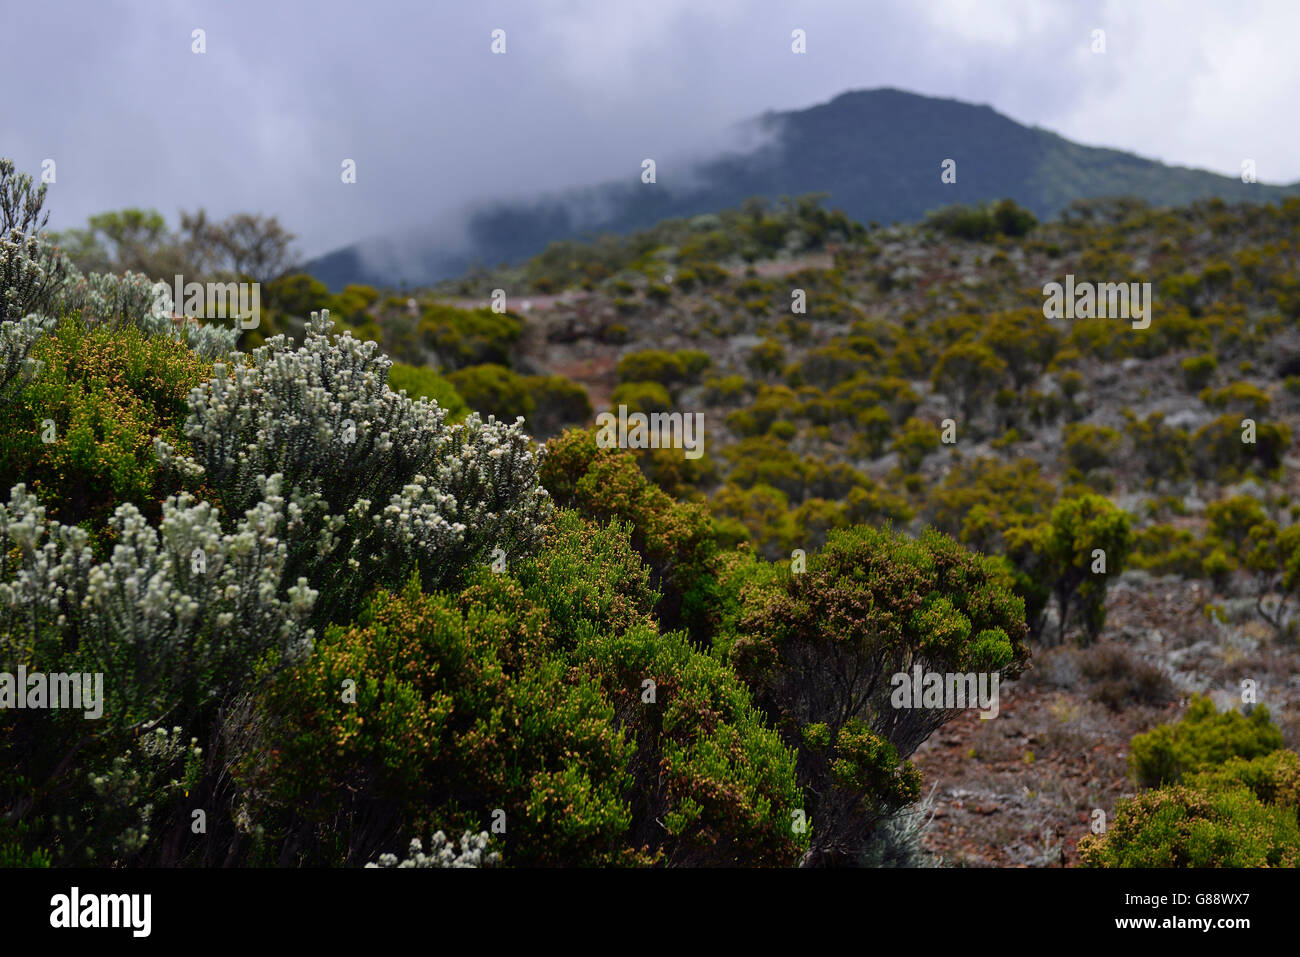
[0,313,51,405]
[0,229,66,323]
[54,263,237,359]
[1,227,236,362]
[364,830,500,868]
[157,310,550,619]
[0,475,316,721]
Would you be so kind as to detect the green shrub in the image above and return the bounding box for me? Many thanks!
[387,362,468,421]
[715,523,1029,865]
[539,428,720,639]
[1128,695,1284,788]
[420,304,523,370]
[242,513,805,867]
[1180,353,1217,391]
[447,363,534,421]
[0,317,211,530]
[1078,785,1300,867]
[609,381,672,415]
[523,373,592,439]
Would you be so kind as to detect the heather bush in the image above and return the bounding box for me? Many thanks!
[241,512,804,866]
[0,317,212,529]
[539,427,718,639]
[1078,785,1300,867]
[447,363,534,421]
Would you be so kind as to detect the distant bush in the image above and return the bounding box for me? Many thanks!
[1129,696,1284,788]
[924,199,1037,241]
[523,374,592,439]
[387,362,468,421]
[447,363,534,422]
[419,303,523,370]
[609,380,672,415]
[1180,353,1217,391]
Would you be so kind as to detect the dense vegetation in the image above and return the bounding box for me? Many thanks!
[3,157,1299,868]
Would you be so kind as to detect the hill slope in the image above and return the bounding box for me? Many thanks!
[305,88,1299,289]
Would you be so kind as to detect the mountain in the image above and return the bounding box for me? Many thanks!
[304,87,1300,290]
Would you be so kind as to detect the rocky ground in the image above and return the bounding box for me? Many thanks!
[911,572,1300,866]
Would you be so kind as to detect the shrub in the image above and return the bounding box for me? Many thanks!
[1005,493,1132,644]
[419,304,522,370]
[1063,423,1124,475]
[932,341,1007,422]
[616,349,686,387]
[242,513,804,867]
[716,523,1029,865]
[1180,353,1217,391]
[0,318,212,529]
[1078,785,1300,867]
[609,381,672,415]
[1128,696,1284,788]
[157,311,551,630]
[387,362,468,421]
[1185,750,1300,813]
[892,417,940,471]
[447,363,534,421]
[523,373,592,439]
[1077,643,1174,711]
[539,427,719,639]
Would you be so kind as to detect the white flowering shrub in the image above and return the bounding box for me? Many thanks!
[0,475,317,723]
[55,265,237,359]
[157,310,551,620]
[0,230,66,322]
[0,313,50,405]
[364,831,500,868]
[71,725,204,862]
[2,227,236,360]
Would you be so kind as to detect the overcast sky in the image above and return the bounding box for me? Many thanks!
[3,0,1297,261]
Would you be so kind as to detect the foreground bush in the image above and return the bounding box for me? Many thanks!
[240,512,805,867]
[1078,785,1300,867]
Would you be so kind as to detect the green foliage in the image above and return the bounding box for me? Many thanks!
[1078,784,1299,867]
[1180,353,1217,391]
[1063,422,1123,475]
[925,199,1037,241]
[715,523,1029,865]
[387,362,468,421]
[1129,696,1284,788]
[447,363,534,421]
[244,513,805,866]
[539,428,720,639]
[1005,493,1132,644]
[524,373,592,439]
[420,304,523,370]
[0,317,211,530]
[609,380,672,415]
[932,341,1007,422]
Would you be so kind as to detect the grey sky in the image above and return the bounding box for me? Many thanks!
[3,0,1296,261]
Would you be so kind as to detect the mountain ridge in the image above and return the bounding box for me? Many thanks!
[305,87,1299,290]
